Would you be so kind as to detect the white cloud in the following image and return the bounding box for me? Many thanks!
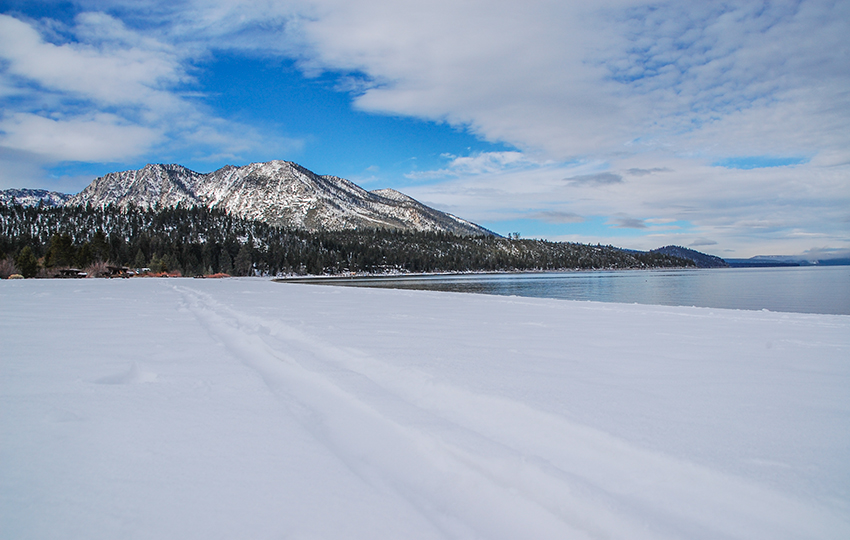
[406,151,536,179]
[565,173,623,186]
[0,14,185,109]
[400,151,850,256]
[0,9,302,182]
[290,0,633,158]
[283,0,850,163]
[0,112,161,161]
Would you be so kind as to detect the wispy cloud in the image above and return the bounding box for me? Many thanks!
[0,13,185,108]
[528,211,585,224]
[405,151,535,179]
[626,168,669,176]
[0,12,182,162]
[690,238,718,247]
[565,172,623,186]
[609,215,647,229]
[0,112,160,161]
[0,8,301,183]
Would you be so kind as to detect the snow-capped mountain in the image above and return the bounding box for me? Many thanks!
[0,188,71,207]
[64,160,493,235]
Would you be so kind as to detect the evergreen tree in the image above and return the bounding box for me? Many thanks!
[219,247,233,275]
[91,231,110,262]
[44,234,76,268]
[133,248,147,269]
[15,246,39,278]
[234,245,252,276]
[150,255,166,273]
[75,242,93,268]
[161,253,178,273]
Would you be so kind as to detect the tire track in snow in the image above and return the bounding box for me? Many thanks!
[177,285,849,540]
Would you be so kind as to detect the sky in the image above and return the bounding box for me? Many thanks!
[0,0,848,258]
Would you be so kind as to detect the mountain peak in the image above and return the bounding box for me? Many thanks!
[63,160,492,236]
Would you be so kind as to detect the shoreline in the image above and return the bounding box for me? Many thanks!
[273,265,699,282]
[274,265,850,316]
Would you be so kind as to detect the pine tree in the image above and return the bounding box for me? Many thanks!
[234,245,252,276]
[91,231,110,262]
[219,247,233,275]
[44,234,76,268]
[134,249,147,269]
[15,246,39,278]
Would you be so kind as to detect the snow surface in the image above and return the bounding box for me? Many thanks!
[1,278,848,539]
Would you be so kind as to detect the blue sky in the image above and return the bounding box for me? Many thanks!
[0,0,848,257]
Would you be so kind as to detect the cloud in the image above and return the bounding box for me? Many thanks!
[0,9,301,185]
[565,172,623,186]
[626,168,669,176]
[609,214,647,229]
[799,247,850,261]
[401,151,850,256]
[690,238,718,247]
[278,0,850,164]
[528,211,585,224]
[0,12,185,167]
[0,112,161,161]
[0,13,185,109]
[405,151,535,179]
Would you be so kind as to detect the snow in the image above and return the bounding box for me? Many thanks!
[1,278,848,539]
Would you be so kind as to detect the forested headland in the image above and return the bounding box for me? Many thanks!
[0,203,694,278]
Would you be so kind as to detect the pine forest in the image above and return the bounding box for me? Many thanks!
[0,203,694,278]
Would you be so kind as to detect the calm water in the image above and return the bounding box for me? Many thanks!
[289,266,850,315]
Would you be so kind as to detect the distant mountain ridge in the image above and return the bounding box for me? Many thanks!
[726,255,850,267]
[58,161,493,236]
[0,188,71,207]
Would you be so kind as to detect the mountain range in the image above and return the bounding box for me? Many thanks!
[1,161,492,236]
[0,188,72,207]
[5,162,844,267]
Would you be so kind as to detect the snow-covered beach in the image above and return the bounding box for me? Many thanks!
[2,278,848,539]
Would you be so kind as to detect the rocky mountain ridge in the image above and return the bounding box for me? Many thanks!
[0,188,71,207]
[1,161,492,236]
[59,161,492,236]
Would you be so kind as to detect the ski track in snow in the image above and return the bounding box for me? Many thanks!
[176,284,849,540]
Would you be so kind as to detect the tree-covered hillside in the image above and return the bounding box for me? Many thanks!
[0,203,694,277]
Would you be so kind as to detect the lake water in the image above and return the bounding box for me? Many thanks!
[288,266,850,315]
